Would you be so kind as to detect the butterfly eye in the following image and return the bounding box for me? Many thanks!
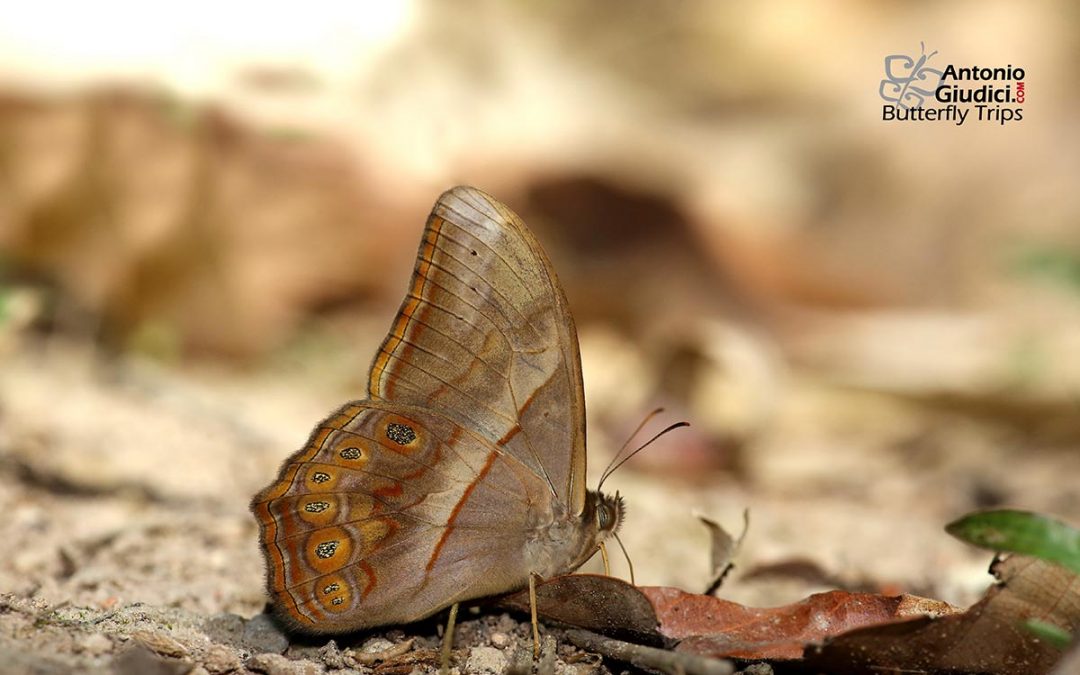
[597,503,613,530]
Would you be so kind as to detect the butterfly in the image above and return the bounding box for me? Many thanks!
[251,186,624,637]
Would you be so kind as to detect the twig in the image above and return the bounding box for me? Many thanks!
[347,638,414,666]
[562,628,734,675]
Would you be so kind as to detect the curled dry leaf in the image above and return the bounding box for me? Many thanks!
[641,586,957,660]
[346,638,415,666]
[496,574,662,645]
[498,575,960,664]
[738,557,846,588]
[130,630,189,659]
[805,555,1080,674]
[699,509,750,595]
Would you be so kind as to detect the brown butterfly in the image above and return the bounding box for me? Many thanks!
[251,186,624,638]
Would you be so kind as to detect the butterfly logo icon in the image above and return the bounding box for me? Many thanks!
[880,42,945,109]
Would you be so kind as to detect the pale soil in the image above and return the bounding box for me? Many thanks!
[1,335,1077,674]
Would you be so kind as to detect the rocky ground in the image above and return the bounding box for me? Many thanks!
[2,331,1078,674]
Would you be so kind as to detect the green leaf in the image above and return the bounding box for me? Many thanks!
[945,510,1080,575]
[0,287,9,325]
[1023,619,1072,650]
[1011,245,1080,295]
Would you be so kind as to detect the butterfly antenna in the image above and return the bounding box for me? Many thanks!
[597,421,689,492]
[612,530,636,586]
[599,408,666,486]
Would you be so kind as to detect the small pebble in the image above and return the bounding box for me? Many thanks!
[494,614,518,633]
[489,632,510,648]
[242,613,290,655]
[318,640,345,669]
[76,632,113,656]
[203,613,247,644]
[113,645,189,675]
[466,646,509,674]
[246,652,318,675]
[360,637,394,653]
[202,644,242,674]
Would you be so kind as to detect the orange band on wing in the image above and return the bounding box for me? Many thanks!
[425,448,499,573]
[369,216,444,398]
[252,403,368,612]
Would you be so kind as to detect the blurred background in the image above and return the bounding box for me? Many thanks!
[2,0,1079,646]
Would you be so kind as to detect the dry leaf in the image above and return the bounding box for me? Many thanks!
[642,586,956,660]
[739,557,844,588]
[495,554,1078,673]
[805,555,1080,674]
[497,574,661,645]
[699,509,749,595]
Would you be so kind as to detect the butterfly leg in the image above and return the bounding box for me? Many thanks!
[529,572,541,658]
[599,541,611,576]
[439,602,459,674]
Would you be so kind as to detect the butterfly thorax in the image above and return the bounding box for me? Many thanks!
[523,489,624,579]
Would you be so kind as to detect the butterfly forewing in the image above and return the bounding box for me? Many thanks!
[368,187,587,514]
[252,400,553,632]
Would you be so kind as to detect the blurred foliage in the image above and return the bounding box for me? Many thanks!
[1001,336,1049,390]
[946,510,1080,576]
[0,256,9,327]
[0,287,9,327]
[1010,244,1080,297]
[128,318,183,362]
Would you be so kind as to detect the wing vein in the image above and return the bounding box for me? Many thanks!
[375,351,521,429]
[426,231,545,342]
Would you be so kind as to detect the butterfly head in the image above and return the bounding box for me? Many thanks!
[589,489,634,583]
[593,490,624,536]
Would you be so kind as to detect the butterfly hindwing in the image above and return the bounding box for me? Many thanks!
[251,401,553,632]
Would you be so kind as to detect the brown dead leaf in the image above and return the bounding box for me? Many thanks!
[370,648,439,675]
[805,555,1080,674]
[699,510,749,595]
[497,574,661,645]
[641,586,956,660]
[739,557,843,588]
[496,555,1077,673]
[346,638,414,666]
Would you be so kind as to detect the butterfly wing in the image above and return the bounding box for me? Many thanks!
[367,186,587,515]
[252,401,554,633]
